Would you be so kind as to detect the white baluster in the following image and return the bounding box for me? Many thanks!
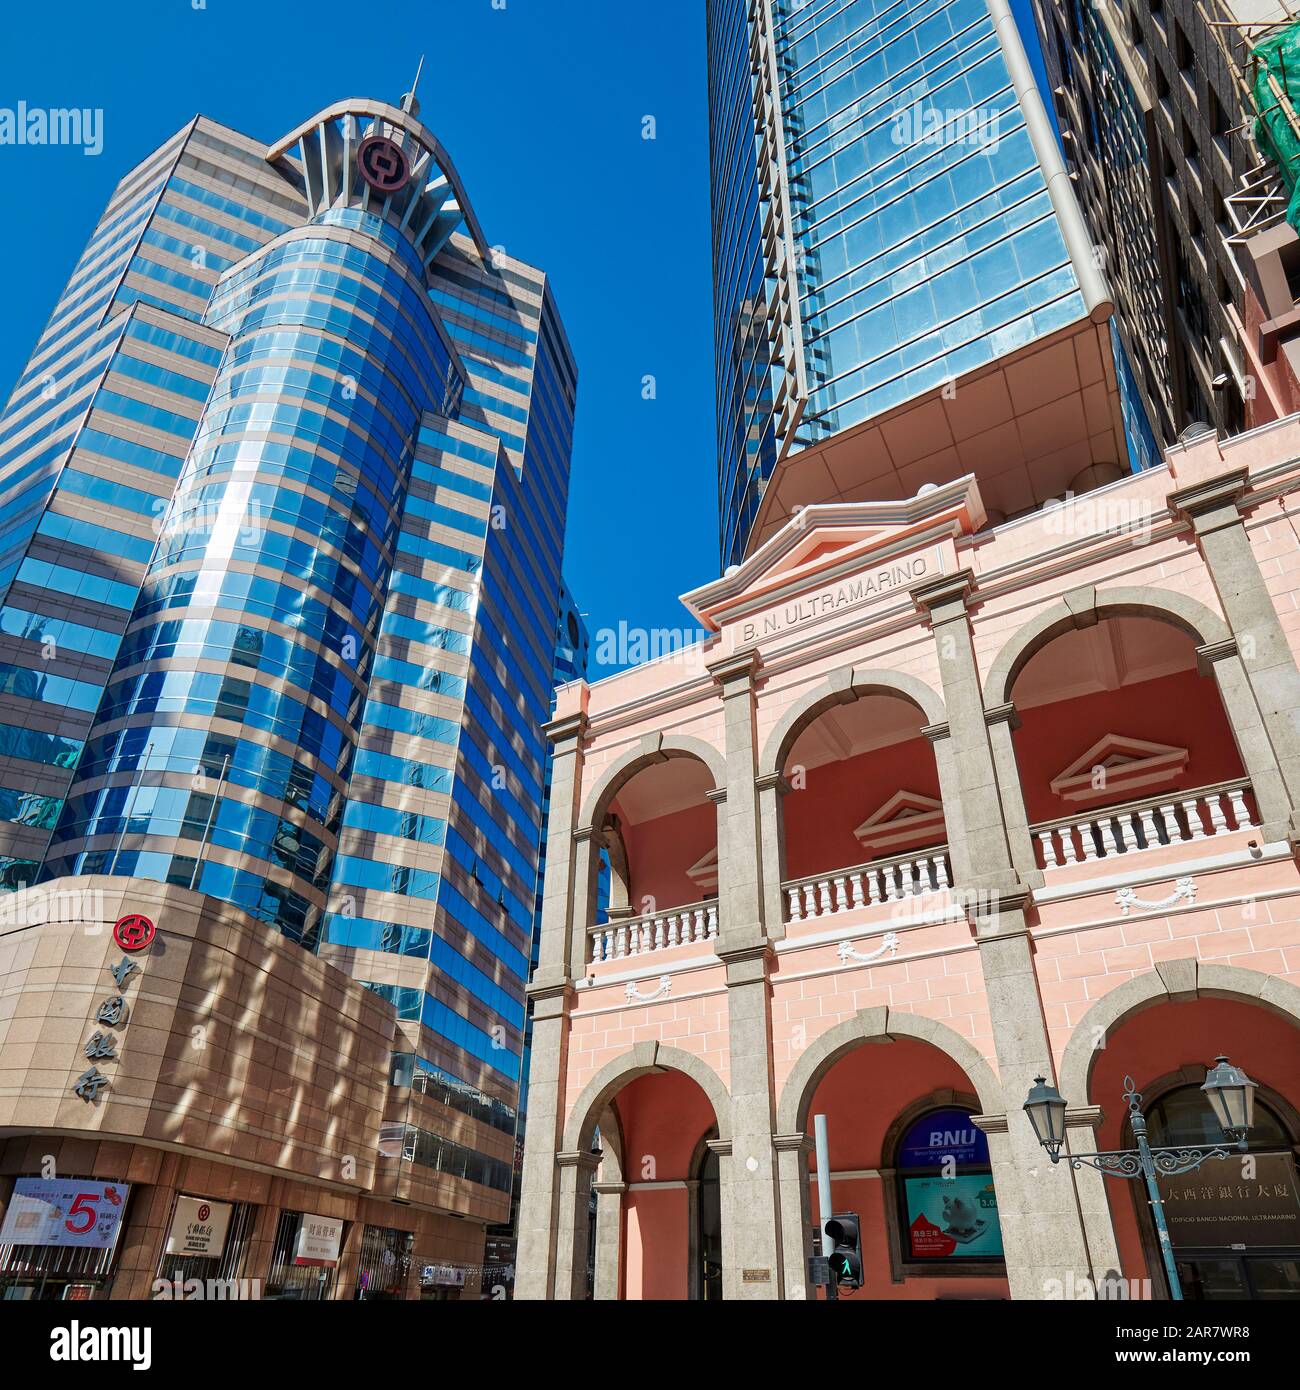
[1206,793,1230,837]
[1059,826,1079,864]
[1039,829,1061,868]
[899,860,915,898]
[627,924,639,956]
[1158,804,1181,842]
[706,906,719,939]
[916,857,932,893]
[1182,798,1207,840]
[667,916,680,948]
[883,864,898,901]
[1138,807,1160,850]
[1077,820,1099,861]
[818,880,833,916]
[803,883,818,920]
[1120,813,1141,853]
[833,877,848,913]
[1228,788,1256,830]
[850,873,865,910]
[787,887,803,923]
[653,919,665,951]
[867,869,883,904]
[1108,817,1126,855]
[935,855,951,889]
[615,926,627,959]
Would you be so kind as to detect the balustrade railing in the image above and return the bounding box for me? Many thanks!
[588,900,719,964]
[1033,781,1256,870]
[782,847,951,924]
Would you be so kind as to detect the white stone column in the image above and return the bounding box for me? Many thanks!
[1174,470,1300,842]
[756,772,790,942]
[914,572,1101,1297]
[591,1181,625,1301]
[516,710,588,1300]
[774,1132,814,1300]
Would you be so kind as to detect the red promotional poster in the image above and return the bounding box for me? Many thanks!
[909,1215,957,1260]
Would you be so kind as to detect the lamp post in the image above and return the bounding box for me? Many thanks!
[1023,1058,1257,1301]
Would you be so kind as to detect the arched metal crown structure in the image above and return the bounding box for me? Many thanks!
[266,99,490,276]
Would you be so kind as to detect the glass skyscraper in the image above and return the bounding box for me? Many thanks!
[708,0,1138,566]
[0,97,576,1238]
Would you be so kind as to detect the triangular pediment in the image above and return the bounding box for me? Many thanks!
[680,476,984,633]
[686,846,718,892]
[854,791,946,853]
[1050,733,1189,803]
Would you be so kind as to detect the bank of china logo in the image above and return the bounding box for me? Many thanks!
[357,135,411,194]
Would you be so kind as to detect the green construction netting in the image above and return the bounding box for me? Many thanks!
[1253,21,1300,231]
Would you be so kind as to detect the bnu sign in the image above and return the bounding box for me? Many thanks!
[739,552,935,645]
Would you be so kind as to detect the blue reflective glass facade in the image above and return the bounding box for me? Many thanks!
[4,102,578,1211]
[710,0,1093,566]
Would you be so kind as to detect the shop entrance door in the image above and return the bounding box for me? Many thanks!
[1177,1254,1300,1301]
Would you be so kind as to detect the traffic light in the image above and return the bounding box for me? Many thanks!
[822,1213,863,1290]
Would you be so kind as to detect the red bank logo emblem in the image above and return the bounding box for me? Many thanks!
[112,914,155,952]
[357,135,410,194]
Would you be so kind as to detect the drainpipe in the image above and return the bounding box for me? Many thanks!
[984,0,1115,324]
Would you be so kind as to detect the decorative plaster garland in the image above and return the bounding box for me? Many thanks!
[837,932,901,965]
[625,975,673,1003]
[1115,877,1197,916]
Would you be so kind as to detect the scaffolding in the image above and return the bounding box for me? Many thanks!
[1212,1,1300,240]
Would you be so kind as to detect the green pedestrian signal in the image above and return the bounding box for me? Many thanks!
[822,1213,863,1290]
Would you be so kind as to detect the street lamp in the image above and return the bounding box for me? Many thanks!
[1201,1055,1256,1148]
[1022,1060,1257,1301]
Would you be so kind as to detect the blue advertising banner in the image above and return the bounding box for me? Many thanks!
[904,1174,1004,1260]
[0,1178,130,1250]
[897,1108,989,1169]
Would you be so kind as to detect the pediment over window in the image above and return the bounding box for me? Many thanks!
[1049,734,1190,803]
[853,791,946,854]
[686,847,718,893]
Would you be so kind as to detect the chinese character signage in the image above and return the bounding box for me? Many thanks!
[1159,1153,1300,1250]
[294,1215,343,1267]
[904,1175,1004,1260]
[0,1178,130,1250]
[165,1196,232,1258]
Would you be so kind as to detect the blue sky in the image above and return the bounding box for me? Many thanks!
[0,0,1051,664]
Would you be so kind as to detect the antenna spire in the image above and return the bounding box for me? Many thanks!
[401,55,425,116]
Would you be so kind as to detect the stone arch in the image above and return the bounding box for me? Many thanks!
[759,665,947,779]
[982,584,1231,708]
[579,733,727,832]
[595,1104,625,1182]
[775,1006,1002,1135]
[1059,959,1300,1105]
[562,1042,732,1154]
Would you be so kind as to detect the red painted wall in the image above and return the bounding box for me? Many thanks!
[625,1189,689,1300]
[620,801,717,915]
[1088,997,1300,1291]
[1013,669,1245,826]
[614,1071,719,1300]
[805,1039,1010,1300]
[784,736,942,882]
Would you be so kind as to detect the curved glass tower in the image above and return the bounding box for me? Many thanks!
[43,206,462,945]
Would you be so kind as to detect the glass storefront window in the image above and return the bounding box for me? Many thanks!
[263,1210,343,1301]
[355,1225,412,1301]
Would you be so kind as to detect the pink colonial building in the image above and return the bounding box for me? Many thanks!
[516,419,1300,1302]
